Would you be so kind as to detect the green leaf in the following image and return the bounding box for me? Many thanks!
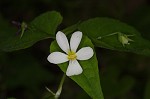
[78,18,150,56]
[50,36,104,99]
[0,30,50,52]
[31,11,62,36]
[0,11,62,52]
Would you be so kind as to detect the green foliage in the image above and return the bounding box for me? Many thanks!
[78,18,150,56]
[31,11,62,36]
[0,11,62,52]
[0,30,49,52]
[1,10,150,99]
[50,36,104,99]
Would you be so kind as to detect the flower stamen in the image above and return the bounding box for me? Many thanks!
[68,51,77,60]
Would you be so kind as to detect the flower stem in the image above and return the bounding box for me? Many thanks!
[55,74,66,99]
[45,86,55,96]
[97,32,119,39]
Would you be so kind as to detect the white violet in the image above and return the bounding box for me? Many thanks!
[47,31,94,76]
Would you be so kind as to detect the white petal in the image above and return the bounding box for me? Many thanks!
[70,31,82,52]
[56,31,70,54]
[76,47,94,60]
[47,52,68,64]
[66,60,83,76]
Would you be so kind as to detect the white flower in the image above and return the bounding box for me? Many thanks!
[47,31,94,76]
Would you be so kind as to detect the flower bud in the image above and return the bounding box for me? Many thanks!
[118,33,133,46]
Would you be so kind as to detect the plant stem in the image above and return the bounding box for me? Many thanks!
[55,74,66,99]
[97,32,118,39]
[45,87,55,96]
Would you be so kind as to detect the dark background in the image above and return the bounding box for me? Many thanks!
[0,0,150,99]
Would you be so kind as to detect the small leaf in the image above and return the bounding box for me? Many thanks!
[50,36,104,99]
[0,11,62,52]
[78,18,150,56]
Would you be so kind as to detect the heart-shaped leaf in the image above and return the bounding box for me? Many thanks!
[50,36,104,99]
[0,11,62,52]
[78,18,150,56]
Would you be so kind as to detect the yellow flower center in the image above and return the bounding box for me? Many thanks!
[68,51,77,60]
